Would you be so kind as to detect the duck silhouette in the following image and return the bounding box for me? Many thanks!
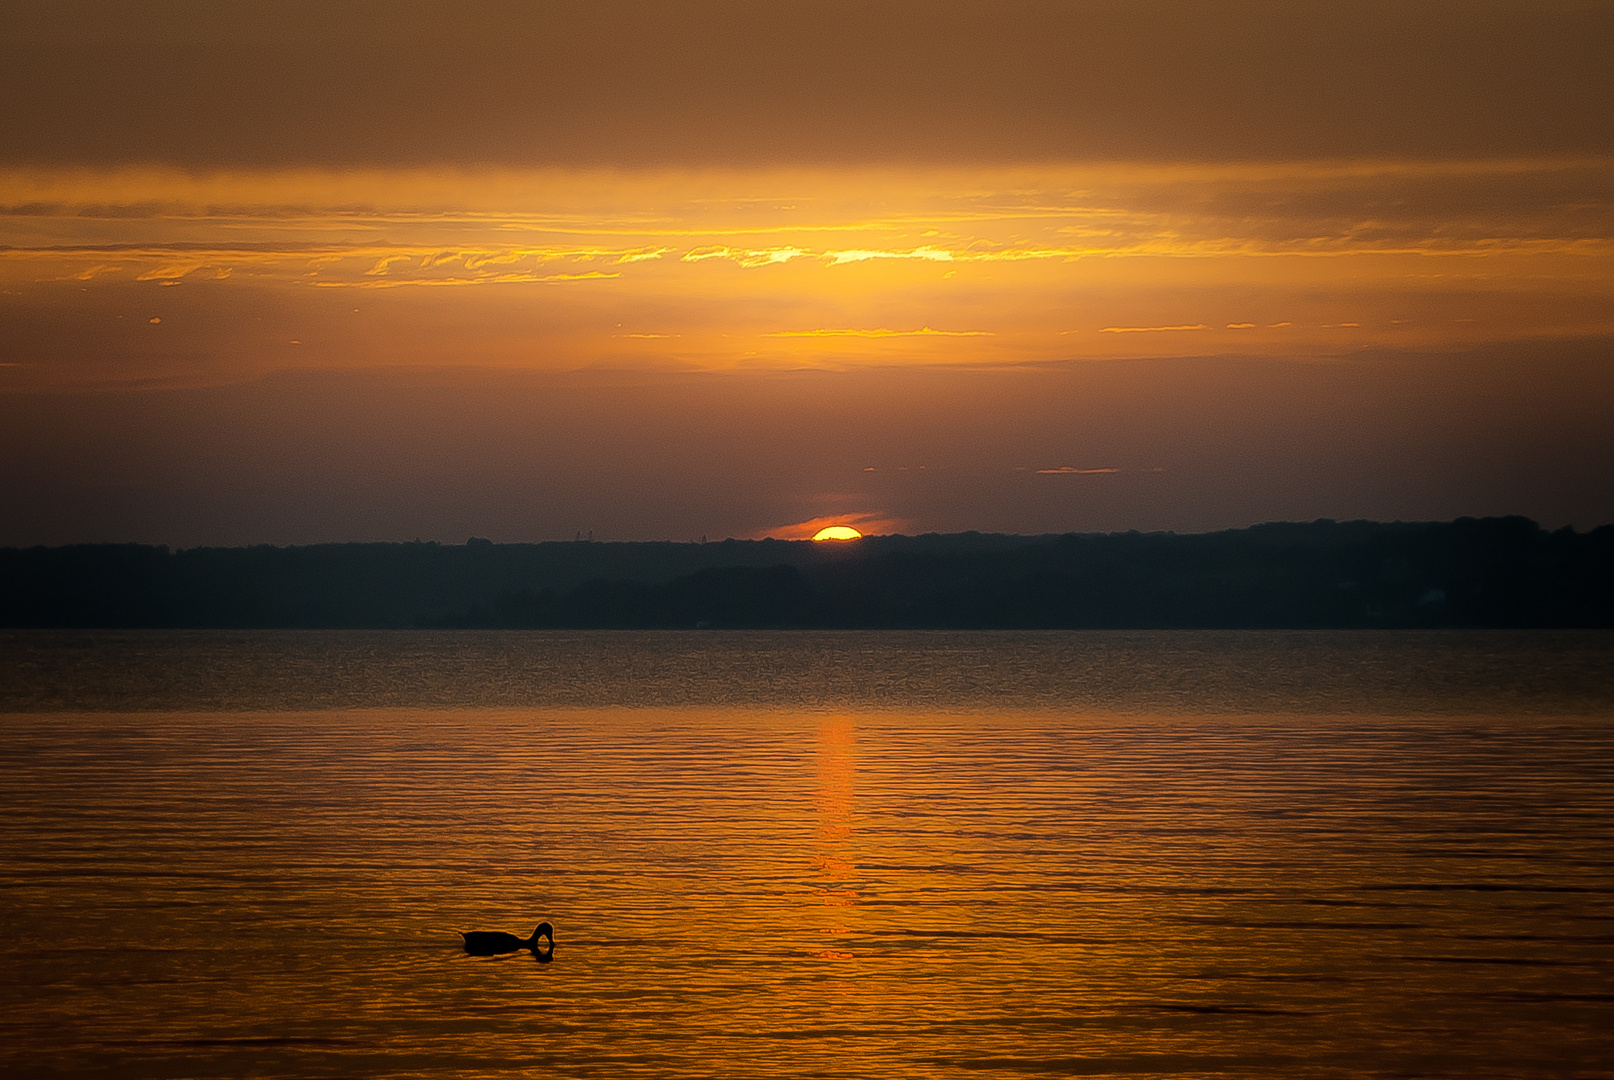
[461,921,554,956]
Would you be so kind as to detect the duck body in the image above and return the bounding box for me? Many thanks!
[461,921,554,956]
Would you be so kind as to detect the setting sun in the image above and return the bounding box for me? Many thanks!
[812,526,863,542]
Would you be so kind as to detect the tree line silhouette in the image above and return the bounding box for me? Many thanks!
[3,517,1610,629]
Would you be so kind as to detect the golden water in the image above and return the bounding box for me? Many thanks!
[2,631,1611,1077]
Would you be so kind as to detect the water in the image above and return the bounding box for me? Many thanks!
[2,631,1612,1078]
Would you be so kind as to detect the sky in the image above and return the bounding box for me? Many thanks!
[3,0,1612,545]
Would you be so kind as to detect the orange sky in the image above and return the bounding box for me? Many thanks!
[2,1,1612,543]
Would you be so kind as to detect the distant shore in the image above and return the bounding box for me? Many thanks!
[4,517,1611,629]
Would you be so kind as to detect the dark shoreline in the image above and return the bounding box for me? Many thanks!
[5,628,1612,715]
[4,516,1611,629]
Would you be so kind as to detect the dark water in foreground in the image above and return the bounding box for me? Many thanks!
[2,631,1612,1078]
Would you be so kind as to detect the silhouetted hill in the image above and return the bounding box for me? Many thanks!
[3,518,1611,628]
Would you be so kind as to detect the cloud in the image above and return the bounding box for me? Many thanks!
[365,255,413,276]
[735,247,808,267]
[6,161,1612,385]
[679,246,814,267]
[824,246,952,265]
[135,260,212,281]
[315,270,620,289]
[1035,466,1119,475]
[463,251,531,270]
[763,327,992,338]
[539,271,619,284]
[1099,324,1210,334]
[614,247,672,263]
[757,512,909,540]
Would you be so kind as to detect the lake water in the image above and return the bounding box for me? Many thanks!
[2,630,1612,1078]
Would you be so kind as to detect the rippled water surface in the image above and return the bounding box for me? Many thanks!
[2,631,1612,1078]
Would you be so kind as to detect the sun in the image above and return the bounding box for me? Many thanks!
[812,525,864,542]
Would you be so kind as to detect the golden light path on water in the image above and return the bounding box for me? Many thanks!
[2,630,1612,1078]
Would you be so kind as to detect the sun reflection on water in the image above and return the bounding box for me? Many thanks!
[814,716,860,960]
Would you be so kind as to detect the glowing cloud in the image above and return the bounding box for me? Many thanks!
[1099,324,1211,334]
[1036,467,1120,475]
[3,160,1612,390]
[764,514,906,540]
[823,246,953,265]
[763,327,992,338]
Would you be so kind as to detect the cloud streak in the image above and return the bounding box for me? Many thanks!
[4,161,1612,388]
[1099,325,1211,334]
[1036,467,1121,475]
[764,327,992,338]
[758,513,910,541]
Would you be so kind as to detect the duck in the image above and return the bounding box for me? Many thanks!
[461,921,554,956]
